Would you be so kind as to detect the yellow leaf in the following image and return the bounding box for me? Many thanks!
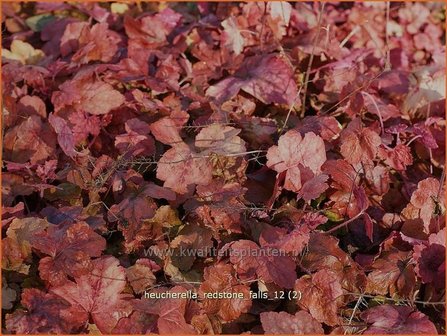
[111,3,129,14]
[2,39,44,64]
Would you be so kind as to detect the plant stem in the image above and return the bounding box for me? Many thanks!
[300,2,325,118]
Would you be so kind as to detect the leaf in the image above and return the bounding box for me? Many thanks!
[60,22,89,57]
[2,277,16,310]
[401,177,443,233]
[2,3,445,334]
[115,118,155,156]
[112,311,158,334]
[221,17,245,55]
[2,217,49,274]
[188,180,247,233]
[2,39,45,64]
[108,186,158,252]
[30,222,106,286]
[378,144,413,171]
[340,119,381,164]
[43,182,81,204]
[413,243,445,288]
[260,310,324,334]
[50,256,133,334]
[149,117,183,145]
[267,130,326,193]
[195,124,246,155]
[199,263,252,322]
[405,65,445,112]
[5,289,85,334]
[322,159,359,192]
[135,286,197,334]
[126,258,158,294]
[71,23,120,64]
[111,3,129,14]
[363,213,374,242]
[361,305,437,334]
[207,53,297,106]
[365,248,416,298]
[227,239,297,288]
[294,269,344,326]
[300,233,367,294]
[259,224,310,255]
[49,113,77,158]
[296,173,329,201]
[295,116,342,141]
[26,14,55,32]
[3,115,56,164]
[170,223,214,271]
[52,69,125,115]
[156,143,213,194]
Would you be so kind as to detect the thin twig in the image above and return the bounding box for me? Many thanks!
[280,86,302,135]
[300,2,326,118]
[324,210,364,234]
[344,294,364,335]
[362,91,384,136]
[385,1,391,69]
[345,292,446,306]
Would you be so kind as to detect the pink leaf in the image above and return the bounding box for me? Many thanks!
[261,310,323,334]
[207,53,297,106]
[267,130,326,193]
[49,114,77,158]
[156,143,213,194]
[50,256,133,333]
[52,69,125,115]
[361,305,437,334]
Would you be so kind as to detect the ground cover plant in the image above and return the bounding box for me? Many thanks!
[1,1,446,334]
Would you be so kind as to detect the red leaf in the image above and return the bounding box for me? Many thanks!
[3,115,56,164]
[126,258,158,294]
[72,23,121,64]
[323,159,359,192]
[413,243,445,288]
[108,186,158,252]
[259,224,310,255]
[300,233,367,294]
[115,118,155,156]
[207,53,297,106]
[5,289,85,334]
[295,116,341,141]
[3,217,49,274]
[31,222,106,286]
[50,256,133,333]
[60,22,89,56]
[340,119,381,164]
[149,117,183,145]
[49,114,77,158]
[361,305,437,334]
[227,239,297,288]
[402,177,443,233]
[52,69,125,115]
[156,143,213,194]
[260,310,323,334]
[199,263,252,322]
[378,144,413,170]
[136,286,197,334]
[195,124,246,155]
[363,213,374,242]
[187,180,247,233]
[294,269,344,326]
[365,248,415,297]
[267,130,326,193]
[297,173,329,202]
